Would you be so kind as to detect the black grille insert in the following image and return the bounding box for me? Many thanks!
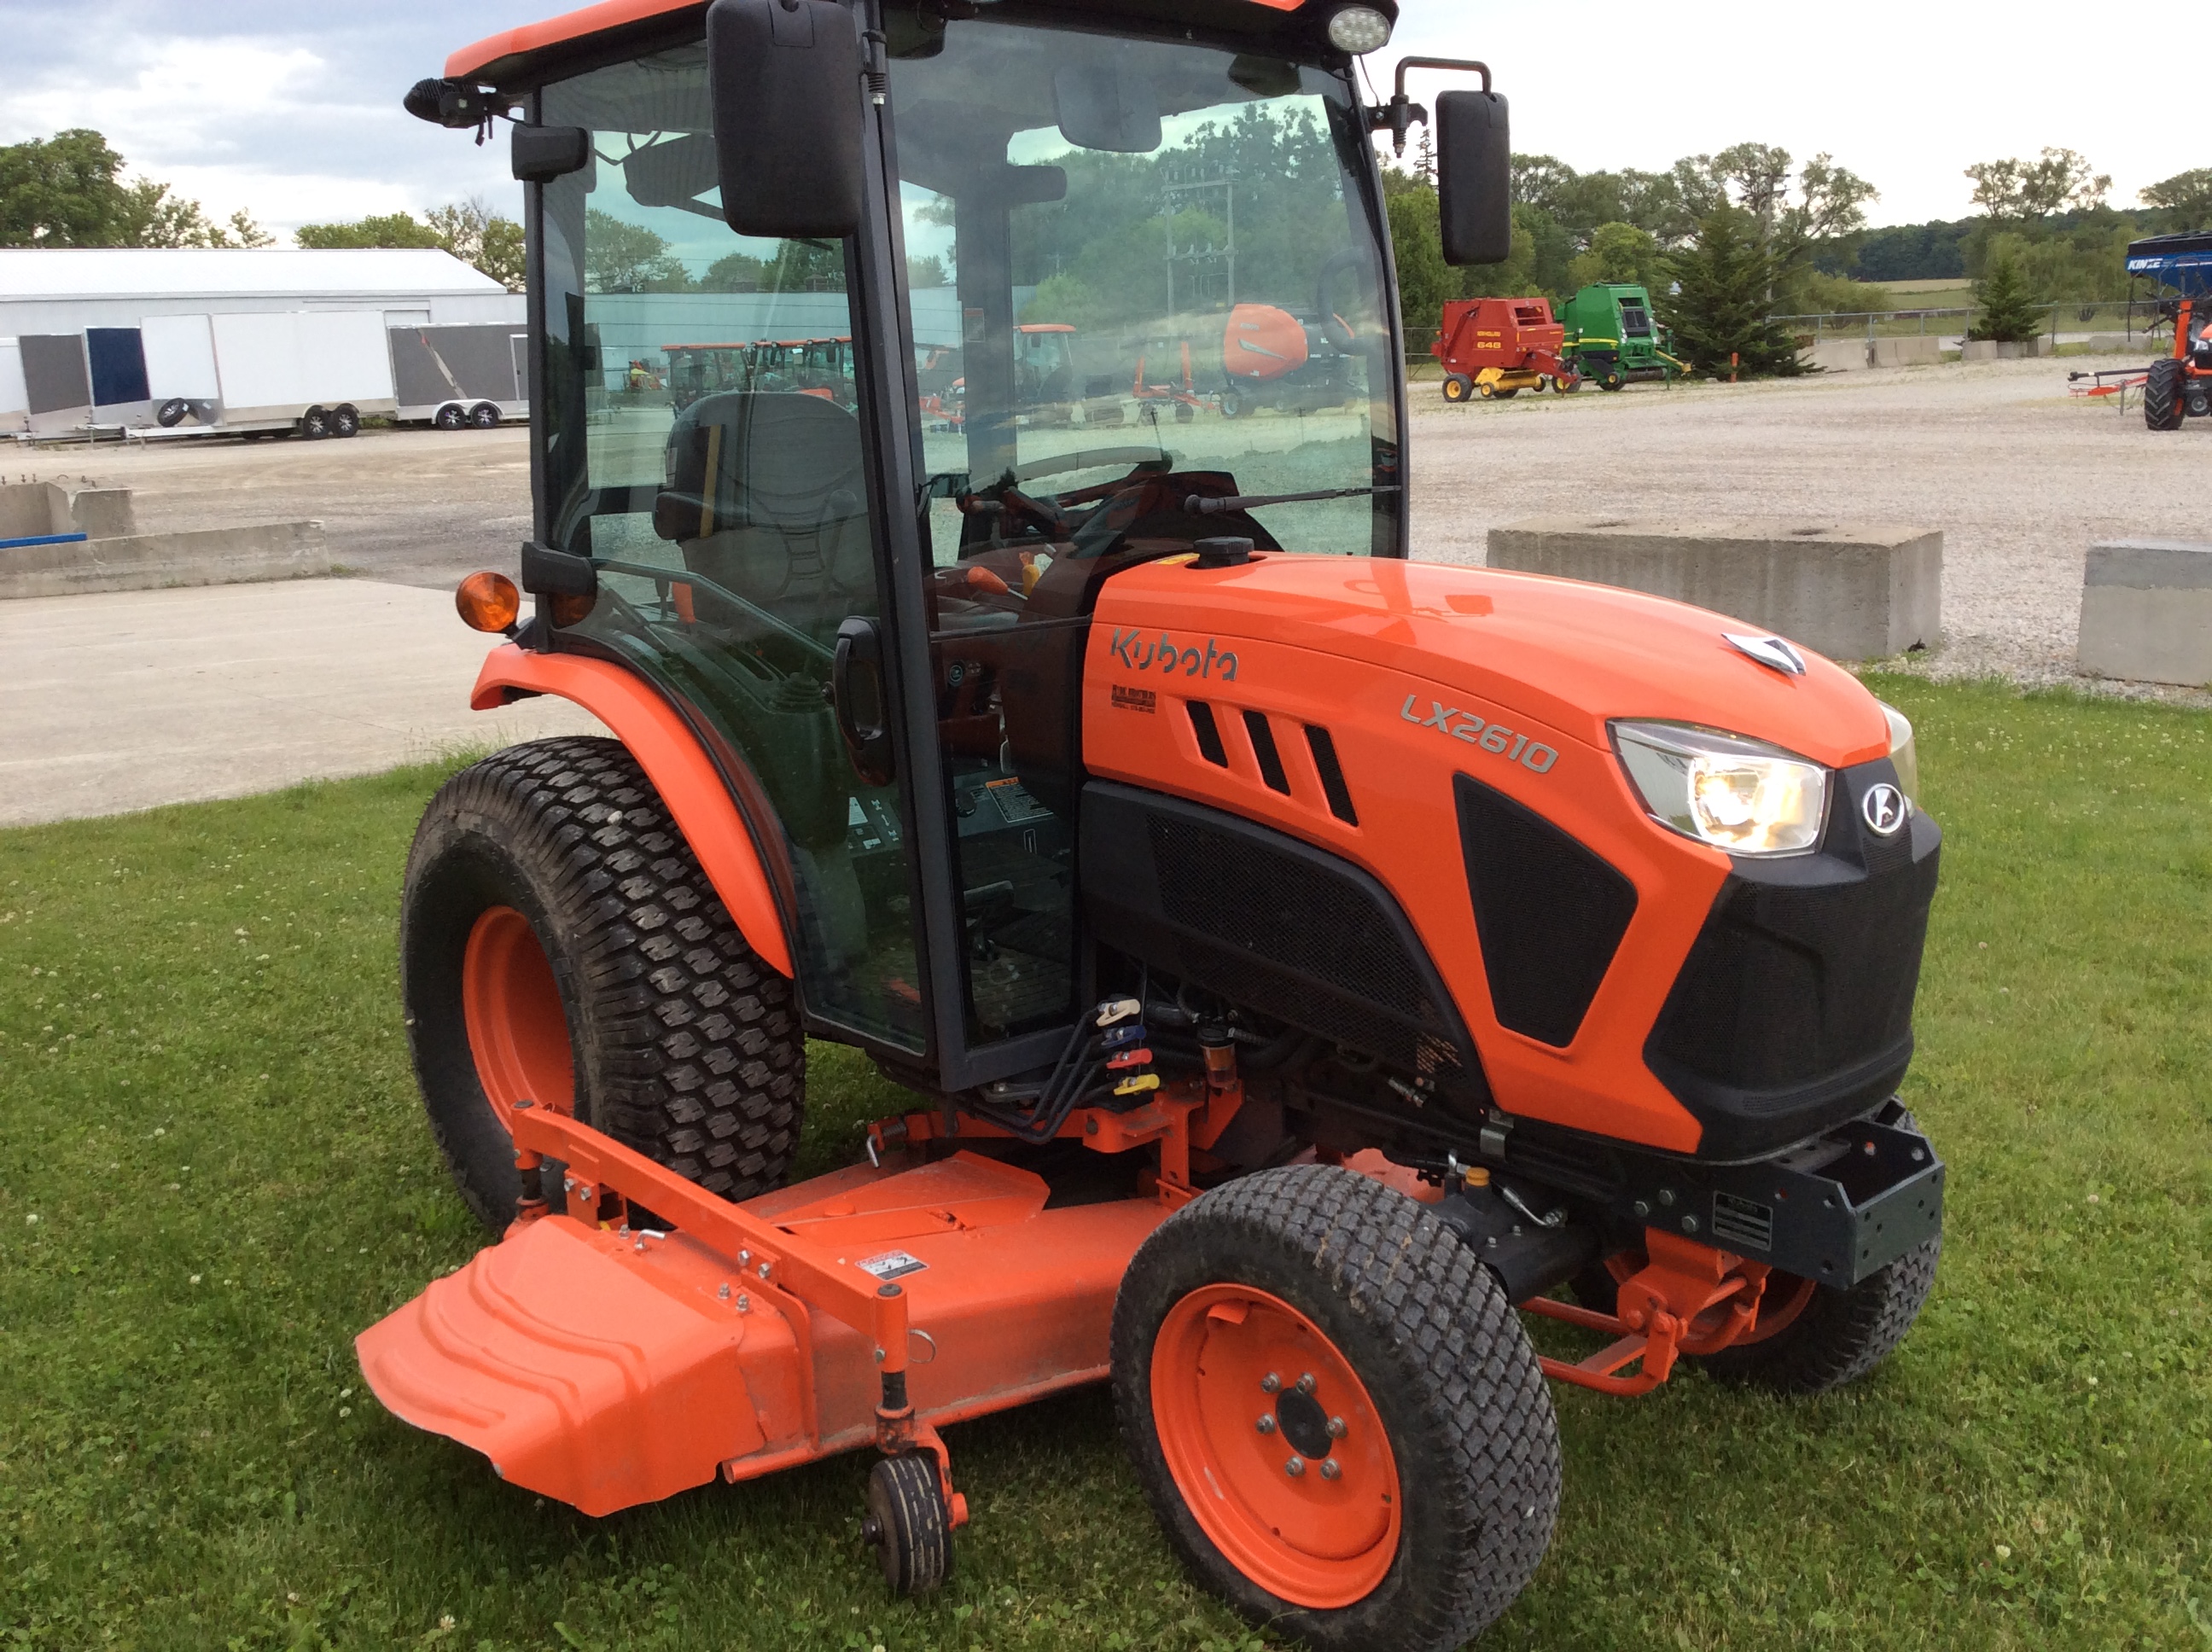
[1305,725,1359,825]
[1243,711,1290,794]
[1187,701,1228,766]
[1454,773,1638,1047]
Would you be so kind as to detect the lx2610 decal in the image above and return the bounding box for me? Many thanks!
[1401,695,1558,774]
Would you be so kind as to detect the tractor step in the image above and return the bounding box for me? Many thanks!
[358,1137,1172,1515]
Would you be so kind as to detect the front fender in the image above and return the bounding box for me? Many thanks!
[471,644,794,978]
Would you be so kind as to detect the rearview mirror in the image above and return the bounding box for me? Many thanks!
[707,0,864,240]
[1435,90,1511,265]
[1054,66,1161,154]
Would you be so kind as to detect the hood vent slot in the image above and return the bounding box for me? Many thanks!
[1186,701,1229,766]
[1242,711,1291,794]
[1305,724,1359,825]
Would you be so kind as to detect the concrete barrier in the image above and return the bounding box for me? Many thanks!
[2084,334,2151,354]
[0,521,332,599]
[1487,517,1942,661]
[1959,338,2052,361]
[0,480,138,540]
[1871,336,1943,368]
[2075,539,2212,687]
[1802,339,1870,372]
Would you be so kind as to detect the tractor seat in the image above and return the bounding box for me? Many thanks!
[652,392,873,636]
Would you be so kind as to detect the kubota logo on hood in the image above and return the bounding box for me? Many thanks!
[1109,628,1239,681]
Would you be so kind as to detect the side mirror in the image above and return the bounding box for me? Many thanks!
[707,0,864,240]
[1435,90,1512,265]
[512,124,591,183]
[1054,66,1161,154]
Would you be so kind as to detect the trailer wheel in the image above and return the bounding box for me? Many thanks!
[297,405,330,439]
[1220,387,1246,419]
[1492,387,1520,399]
[1114,1165,1559,1652]
[157,398,189,428]
[2145,358,2184,429]
[1441,375,1474,404]
[861,1454,953,1596]
[1598,372,1625,392]
[329,404,360,439]
[469,401,502,428]
[435,404,466,431]
[400,736,803,1232]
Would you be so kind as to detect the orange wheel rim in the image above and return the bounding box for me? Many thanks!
[1736,1274,1817,1346]
[461,905,574,1130]
[1150,1283,1400,1609]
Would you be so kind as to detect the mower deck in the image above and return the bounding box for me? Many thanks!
[359,1111,1172,1516]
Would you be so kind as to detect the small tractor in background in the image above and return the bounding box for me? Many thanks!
[2125,232,2212,429]
[1432,295,1578,401]
[1558,282,1684,391]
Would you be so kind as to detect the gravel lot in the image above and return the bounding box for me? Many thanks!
[14,354,2205,698]
[1408,352,2208,698]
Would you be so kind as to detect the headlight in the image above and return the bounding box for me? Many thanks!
[1611,721,1828,856]
[1878,701,1918,801]
[1326,5,1394,53]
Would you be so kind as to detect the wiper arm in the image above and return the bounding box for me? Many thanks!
[1185,485,1401,515]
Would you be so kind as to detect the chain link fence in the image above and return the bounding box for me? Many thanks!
[1776,298,2168,349]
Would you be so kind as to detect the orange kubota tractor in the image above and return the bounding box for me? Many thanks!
[374,6,1945,1647]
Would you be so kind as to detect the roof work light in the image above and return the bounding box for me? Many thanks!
[1326,5,1393,53]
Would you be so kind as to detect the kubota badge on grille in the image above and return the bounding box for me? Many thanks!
[1861,783,1907,835]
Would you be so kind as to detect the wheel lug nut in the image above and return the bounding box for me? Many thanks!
[1326,1416,1346,1439]
[1295,1372,1315,1395]
[1284,1456,1305,1477]
[1319,1459,1342,1480]
[1260,1372,1281,1393]
[1255,1414,1276,1434]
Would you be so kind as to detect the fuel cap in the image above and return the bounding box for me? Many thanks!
[1192,537,1254,568]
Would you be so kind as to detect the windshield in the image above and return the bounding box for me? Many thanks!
[889,15,1400,571]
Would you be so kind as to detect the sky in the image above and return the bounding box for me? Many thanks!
[0,1,2178,238]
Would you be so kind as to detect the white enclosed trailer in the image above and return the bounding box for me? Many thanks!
[141,310,397,439]
[0,339,27,434]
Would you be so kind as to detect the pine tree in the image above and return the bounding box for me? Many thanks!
[1657,206,1803,377]
[1968,247,2042,343]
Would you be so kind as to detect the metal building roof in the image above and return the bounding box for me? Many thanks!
[0,248,506,302]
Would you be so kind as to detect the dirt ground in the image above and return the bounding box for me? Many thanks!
[13,354,2204,694]
[1407,352,2207,696]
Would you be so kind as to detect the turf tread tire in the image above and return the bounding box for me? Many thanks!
[1112,1164,1560,1652]
[401,735,802,1231]
[863,1454,953,1596]
[2145,358,2184,430]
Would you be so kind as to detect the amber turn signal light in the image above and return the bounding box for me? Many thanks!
[456,571,521,633]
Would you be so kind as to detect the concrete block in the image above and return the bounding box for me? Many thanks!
[1959,339,2050,361]
[2085,334,2149,353]
[1487,517,1943,661]
[0,480,67,540]
[1802,339,1871,372]
[2076,539,2212,687]
[0,521,331,599]
[1871,336,1942,368]
[67,488,136,540]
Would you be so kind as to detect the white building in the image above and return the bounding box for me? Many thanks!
[0,247,523,338]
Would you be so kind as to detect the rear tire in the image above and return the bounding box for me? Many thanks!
[2145,358,2184,430]
[1113,1165,1559,1652]
[329,403,360,439]
[400,736,803,1232]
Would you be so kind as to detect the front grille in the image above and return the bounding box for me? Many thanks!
[1646,762,1941,1159]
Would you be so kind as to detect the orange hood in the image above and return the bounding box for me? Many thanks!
[1092,554,1890,769]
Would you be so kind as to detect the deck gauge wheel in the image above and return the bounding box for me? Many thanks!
[861,1455,953,1596]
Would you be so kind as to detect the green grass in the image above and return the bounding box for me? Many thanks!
[3,679,2209,1650]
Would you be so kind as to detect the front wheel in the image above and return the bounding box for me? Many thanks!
[400,736,804,1231]
[434,404,466,431]
[1441,375,1474,404]
[297,405,330,439]
[1114,1166,1559,1652]
[2145,358,2184,430]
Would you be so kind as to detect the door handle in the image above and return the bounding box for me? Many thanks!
[831,615,896,787]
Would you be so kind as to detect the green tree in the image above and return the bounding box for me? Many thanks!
[1966,148,2110,224]
[1566,221,1660,292]
[2140,167,2212,234]
[426,199,524,290]
[702,251,767,292]
[0,128,268,247]
[1384,183,1452,348]
[582,210,689,291]
[1968,245,2044,342]
[907,253,948,288]
[295,211,446,250]
[1659,206,1802,377]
